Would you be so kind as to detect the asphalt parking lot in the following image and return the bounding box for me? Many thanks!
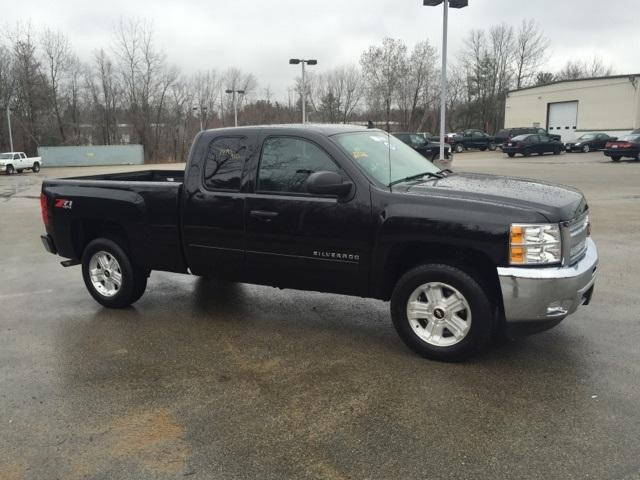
[1,150,639,480]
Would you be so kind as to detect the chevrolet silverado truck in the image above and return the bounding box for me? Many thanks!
[40,125,598,361]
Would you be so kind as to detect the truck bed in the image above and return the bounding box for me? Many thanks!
[64,169,184,183]
[42,170,187,274]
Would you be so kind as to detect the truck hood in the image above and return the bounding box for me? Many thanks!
[393,172,587,222]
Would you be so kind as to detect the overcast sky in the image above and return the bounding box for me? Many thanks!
[4,0,640,98]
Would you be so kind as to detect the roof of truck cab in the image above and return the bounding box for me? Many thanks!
[201,123,373,136]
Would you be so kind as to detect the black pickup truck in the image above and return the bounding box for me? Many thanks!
[447,129,497,153]
[40,124,598,361]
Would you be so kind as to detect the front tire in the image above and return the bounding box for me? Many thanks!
[611,156,621,162]
[488,143,497,151]
[582,144,590,153]
[32,162,40,172]
[454,143,464,154]
[390,264,495,362]
[522,149,531,157]
[81,238,147,308]
[507,153,515,158]
[5,165,14,175]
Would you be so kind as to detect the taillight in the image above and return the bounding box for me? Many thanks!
[620,142,633,148]
[605,142,613,148]
[40,193,50,228]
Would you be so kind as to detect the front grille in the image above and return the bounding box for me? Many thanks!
[566,214,589,264]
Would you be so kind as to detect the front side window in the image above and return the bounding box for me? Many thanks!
[13,154,20,160]
[203,136,248,190]
[333,131,441,186]
[258,137,341,194]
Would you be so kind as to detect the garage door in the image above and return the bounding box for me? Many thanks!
[548,101,578,142]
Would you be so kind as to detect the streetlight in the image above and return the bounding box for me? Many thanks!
[423,0,468,163]
[193,105,208,131]
[6,104,14,152]
[225,89,245,127]
[289,58,317,123]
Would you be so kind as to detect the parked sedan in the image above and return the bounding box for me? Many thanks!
[393,132,452,161]
[565,133,616,153]
[603,134,640,162]
[502,134,564,157]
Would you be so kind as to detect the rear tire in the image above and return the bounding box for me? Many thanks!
[32,162,40,172]
[454,143,464,154]
[611,156,621,162]
[507,153,515,158]
[5,165,14,175]
[81,238,147,308]
[523,149,531,157]
[479,147,487,152]
[553,147,561,155]
[488,143,497,151]
[390,264,495,362]
[582,144,590,153]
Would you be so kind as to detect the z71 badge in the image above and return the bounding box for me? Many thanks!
[54,199,73,209]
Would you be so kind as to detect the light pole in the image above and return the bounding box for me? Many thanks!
[6,104,14,152]
[193,105,208,131]
[225,89,245,127]
[289,58,317,123]
[423,0,468,163]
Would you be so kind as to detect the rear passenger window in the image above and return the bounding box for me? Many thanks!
[203,136,248,191]
[258,137,341,194]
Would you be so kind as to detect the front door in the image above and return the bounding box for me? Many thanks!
[245,134,371,296]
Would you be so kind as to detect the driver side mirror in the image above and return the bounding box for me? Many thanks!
[306,171,353,198]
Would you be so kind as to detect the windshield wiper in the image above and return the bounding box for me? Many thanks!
[388,171,443,187]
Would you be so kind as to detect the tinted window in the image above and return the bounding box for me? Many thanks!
[203,137,248,190]
[258,137,341,194]
[539,135,550,142]
[13,154,20,160]
[409,134,426,146]
[496,130,508,137]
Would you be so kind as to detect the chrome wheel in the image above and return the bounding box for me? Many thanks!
[582,144,590,153]
[406,282,472,347]
[89,251,123,297]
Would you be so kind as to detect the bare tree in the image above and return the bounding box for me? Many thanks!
[513,19,549,89]
[556,57,614,81]
[360,37,407,131]
[41,27,72,142]
[397,40,438,131]
[113,18,167,160]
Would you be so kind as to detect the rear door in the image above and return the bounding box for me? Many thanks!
[181,132,257,279]
[596,134,609,149]
[244,133,372,296]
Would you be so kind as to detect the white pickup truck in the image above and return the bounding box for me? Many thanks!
[0,152,42,174]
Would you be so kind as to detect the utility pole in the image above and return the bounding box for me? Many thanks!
[225,89,245,127]
[289,59,318,123]
[6,105,14,152]
[423,0,469,163]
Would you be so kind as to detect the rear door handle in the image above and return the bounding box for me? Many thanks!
[250,210,279,222]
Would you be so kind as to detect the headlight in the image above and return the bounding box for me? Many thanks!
[509,223,562,265]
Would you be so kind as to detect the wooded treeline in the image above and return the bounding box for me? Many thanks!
[0,19,613,161]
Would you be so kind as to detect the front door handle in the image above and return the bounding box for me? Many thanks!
[250,210,279,222]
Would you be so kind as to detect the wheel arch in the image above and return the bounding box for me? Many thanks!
[377,241,503,312]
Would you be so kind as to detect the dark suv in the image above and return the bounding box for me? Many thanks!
[495,128,561,147]
[393,132,452,161]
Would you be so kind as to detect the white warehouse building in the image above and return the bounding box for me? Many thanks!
[504,74,640,143]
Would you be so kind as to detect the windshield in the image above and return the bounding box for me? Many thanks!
[578,134,596,140]
[0,153,13,159]
[620,135,640,142]
[333,131,441,186]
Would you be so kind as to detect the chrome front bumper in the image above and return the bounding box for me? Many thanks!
[497,238,598,332]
